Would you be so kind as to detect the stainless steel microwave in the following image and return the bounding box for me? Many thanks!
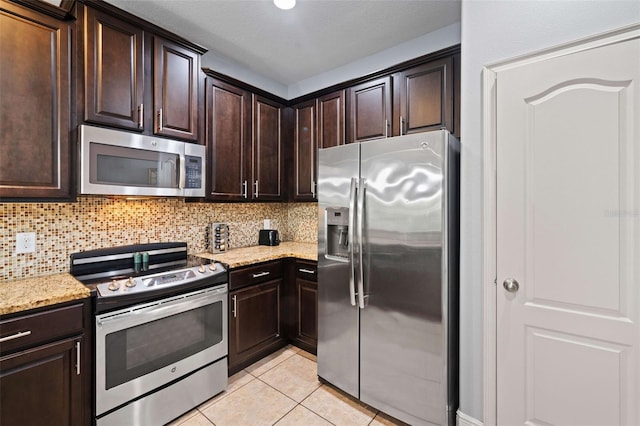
[79,125,205,197]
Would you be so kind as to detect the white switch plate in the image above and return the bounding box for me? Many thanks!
[263,219,271,229]
[16,232,36,254]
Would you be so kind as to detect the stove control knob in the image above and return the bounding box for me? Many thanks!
[209,263,217,271]
[198,264,206,274]
[125,278,136,288]
[108,280,121,291]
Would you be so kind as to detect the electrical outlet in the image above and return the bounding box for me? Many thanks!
[263,219,271,229]
[16,232,36,254]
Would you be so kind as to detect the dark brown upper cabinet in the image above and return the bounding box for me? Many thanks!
[292,100,317,201]
[317,90,345,149]
[82,3,204,142]
[204,76,285,202]
[347,76,392,143]
[252,95,284,201]
[205,77,251,201]
[154,37,199,141]
[393,56,454,137]
[84,6,144,131]
[0,0,72,200]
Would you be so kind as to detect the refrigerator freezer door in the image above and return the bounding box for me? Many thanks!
[359,132,448,425]
[317,143,360,399]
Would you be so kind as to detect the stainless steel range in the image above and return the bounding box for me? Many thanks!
[71,242,228,426]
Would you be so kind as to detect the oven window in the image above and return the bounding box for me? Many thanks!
[105,301,222,389]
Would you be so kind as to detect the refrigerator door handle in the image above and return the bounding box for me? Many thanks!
[357,177,366,309]
[348,177,358,307]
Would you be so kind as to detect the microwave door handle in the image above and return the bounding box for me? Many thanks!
[179,154,186,189]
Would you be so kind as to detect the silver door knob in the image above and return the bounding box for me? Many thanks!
[503,278,519,293]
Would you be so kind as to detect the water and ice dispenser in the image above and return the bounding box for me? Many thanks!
[325,207,349,258]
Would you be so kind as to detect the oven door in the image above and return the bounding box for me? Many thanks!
[95,285,227,416]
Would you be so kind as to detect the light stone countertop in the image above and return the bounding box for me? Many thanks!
[195,241,318,269]
[0,242,317,316]
[0,273,90,316]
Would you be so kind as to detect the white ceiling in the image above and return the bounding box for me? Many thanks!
[106,0,461,88]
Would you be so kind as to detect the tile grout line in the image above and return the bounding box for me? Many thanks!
[297,384,340,425]
[246,347,299,378]
[252,358,335,425]
[197,371,258,413]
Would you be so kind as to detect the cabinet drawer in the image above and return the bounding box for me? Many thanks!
[295,261,317,282]
[230,261,284,290]
[0,303,84,355]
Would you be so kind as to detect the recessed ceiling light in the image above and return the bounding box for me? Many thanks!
[274,0,296,10]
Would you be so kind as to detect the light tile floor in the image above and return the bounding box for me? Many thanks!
[167,345,408,426]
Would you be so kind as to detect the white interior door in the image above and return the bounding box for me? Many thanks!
[496,32,640,425]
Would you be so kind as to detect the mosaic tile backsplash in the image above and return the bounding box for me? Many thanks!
[0,197,318,282]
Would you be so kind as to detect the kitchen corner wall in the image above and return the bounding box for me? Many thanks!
[0,197,318,282]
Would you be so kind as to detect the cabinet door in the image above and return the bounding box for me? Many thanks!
[395,57,454,136]
[317,90,345,148]
[0,337,82,426]
[0,1,71,199]
[205,78,251,200]
[84,6,144,131]
[154,37,199,141]
[252,95,283,201]
[229,280,283,373]
[292,99,317,201]
[296,278,318,353]
[347,76,392,143]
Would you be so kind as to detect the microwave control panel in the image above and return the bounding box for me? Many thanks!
[185,155,203,189]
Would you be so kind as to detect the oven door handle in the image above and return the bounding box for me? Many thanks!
[97,287,227,327]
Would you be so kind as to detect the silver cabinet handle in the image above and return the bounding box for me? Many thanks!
[357,177,366,309]
[299,268,315,274]
[503,278,520,293]
[242,180,248,199]
[232,295,237,318]
[311,180,316,198]
[76,341,81,375]
[138,104,144,129]
[384,119,389,138]
[399,116,404,136]
[0,330,31,343]
[157,108,163,132]
[254,180,259,198]
[348,177,357,307]
[252,271,270,278]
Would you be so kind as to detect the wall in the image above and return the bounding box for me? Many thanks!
[201,23,460,101]
[459,0,640,422]
[201,51,289,99]
[0,198,317,282]
[287,22,461,99]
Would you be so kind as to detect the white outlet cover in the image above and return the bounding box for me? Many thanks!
[263,219,271,229]
[16,232,36,254]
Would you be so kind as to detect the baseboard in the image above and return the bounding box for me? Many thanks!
[457,410,483,426]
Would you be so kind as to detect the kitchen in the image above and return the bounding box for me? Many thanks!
[1,1,639,425]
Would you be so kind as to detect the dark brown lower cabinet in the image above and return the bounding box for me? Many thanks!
[0,337,83,426]
[227,258,318,375]
[290,260,318,354]
[0,300,90,426]
[294,279,317,354]
[228,279,285,374]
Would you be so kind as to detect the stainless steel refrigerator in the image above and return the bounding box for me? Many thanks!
[317,130,459,426]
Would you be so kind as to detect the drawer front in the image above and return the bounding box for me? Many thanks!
[295,260,317,282]
[0,303,84,354]
[230,261,284,290]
